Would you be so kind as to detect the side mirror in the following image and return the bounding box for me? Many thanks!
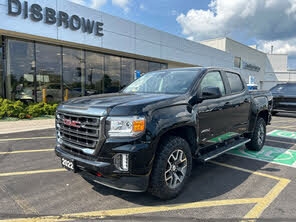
[202,87,222,100]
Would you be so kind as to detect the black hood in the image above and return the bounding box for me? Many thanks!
[58,93,184,116]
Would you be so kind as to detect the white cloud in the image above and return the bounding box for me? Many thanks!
[139,3,145,11]
[90,0,108,9]
[112,0,131,13]
[177,0,296,58]
[68,0,87,6]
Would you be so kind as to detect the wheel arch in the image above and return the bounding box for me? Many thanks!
[155,125,198,155]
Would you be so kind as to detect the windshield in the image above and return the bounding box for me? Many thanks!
[123,70,202,94]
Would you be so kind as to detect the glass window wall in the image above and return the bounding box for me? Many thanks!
[85,51,104,95]
[63,47,85,99]
[0,37,3,98]
[136,60,148,75]
[121,57,135,89]
[104,55,120,93]
[36,43,62,103]
[6,38,35,101]
[161,63,168,70]
[149,62,161,72]
[3,37,168,101]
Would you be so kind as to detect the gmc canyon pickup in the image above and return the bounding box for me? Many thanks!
[55,67,273,199]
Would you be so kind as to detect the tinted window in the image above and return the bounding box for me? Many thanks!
[121,57,135,89]
[226,72,244,93]
[0,37,3,98]
[104,55,120,93]
[63,47,85,99]
[148,62,161,72]
[5,38,35,101]
[286,84,296,93]
[200,71,226,96]
[270,84,285,93]
[234,57,241,68]
[36,43,62,103]
[135,60,148,74]
[85,51,104,95]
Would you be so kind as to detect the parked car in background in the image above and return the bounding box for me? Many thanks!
[270,83,296,115]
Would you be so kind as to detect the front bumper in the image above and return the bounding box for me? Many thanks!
[55,146,149,192]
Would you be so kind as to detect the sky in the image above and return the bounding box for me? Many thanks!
[69,0,296,69]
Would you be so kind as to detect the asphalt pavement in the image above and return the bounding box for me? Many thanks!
[0,113,296,221]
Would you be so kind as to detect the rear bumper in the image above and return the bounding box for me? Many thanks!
[55,146,149,192]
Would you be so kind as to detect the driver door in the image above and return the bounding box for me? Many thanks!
[197,71,231,146]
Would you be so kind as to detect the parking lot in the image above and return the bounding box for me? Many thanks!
[0,114,296,221]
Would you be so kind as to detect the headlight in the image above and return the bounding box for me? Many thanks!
[106,116,146,138]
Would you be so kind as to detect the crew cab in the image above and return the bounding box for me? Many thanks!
[55,67,273,199]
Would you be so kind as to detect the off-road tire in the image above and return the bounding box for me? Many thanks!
[149,136,192,200]
[246,117,266,151]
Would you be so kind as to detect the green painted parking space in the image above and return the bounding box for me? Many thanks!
[268,130,296,140]
[228,145,296,168]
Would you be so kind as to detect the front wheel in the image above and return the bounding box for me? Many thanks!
[149,136,192,200]
[246,117,266,151]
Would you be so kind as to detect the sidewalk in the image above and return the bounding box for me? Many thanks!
[0,119,55,135]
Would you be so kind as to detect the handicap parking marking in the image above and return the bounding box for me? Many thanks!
[228,145,296,168]
[267,130,296,140]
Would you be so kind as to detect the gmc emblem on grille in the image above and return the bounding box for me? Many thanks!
[63,119,81,128]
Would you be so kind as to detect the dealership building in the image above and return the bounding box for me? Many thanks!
[0,0,294,103]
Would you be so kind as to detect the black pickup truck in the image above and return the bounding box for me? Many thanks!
[55,67,273,199]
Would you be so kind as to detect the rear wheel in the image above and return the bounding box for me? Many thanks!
[246,117,266,151]
[149,136,192,200]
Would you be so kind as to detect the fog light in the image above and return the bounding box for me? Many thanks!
[113,153,129,172]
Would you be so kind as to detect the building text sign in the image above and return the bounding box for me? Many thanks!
[7,0,104,37]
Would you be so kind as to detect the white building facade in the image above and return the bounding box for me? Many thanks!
[0,0,291,102]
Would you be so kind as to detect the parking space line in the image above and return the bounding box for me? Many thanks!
[271,120,296,124]
[243,179,290,220]
[0,161,290,221]
[0,198,263,222]
[210,161,291,219]
[0,169,66,177]
[0,149,54,155]
[0,137,55,142]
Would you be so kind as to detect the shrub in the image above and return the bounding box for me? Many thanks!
[0,97,58,120]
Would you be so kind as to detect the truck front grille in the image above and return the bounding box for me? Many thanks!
[56,112,102,155]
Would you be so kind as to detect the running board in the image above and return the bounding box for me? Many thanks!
[197,138,251,162]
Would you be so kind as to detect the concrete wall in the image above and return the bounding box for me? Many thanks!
[0,0,234,69]
[200,38,226,52]
[225,38,266,87]
[262,54,295,90]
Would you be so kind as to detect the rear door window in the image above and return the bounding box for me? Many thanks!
[226,72,244,93]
